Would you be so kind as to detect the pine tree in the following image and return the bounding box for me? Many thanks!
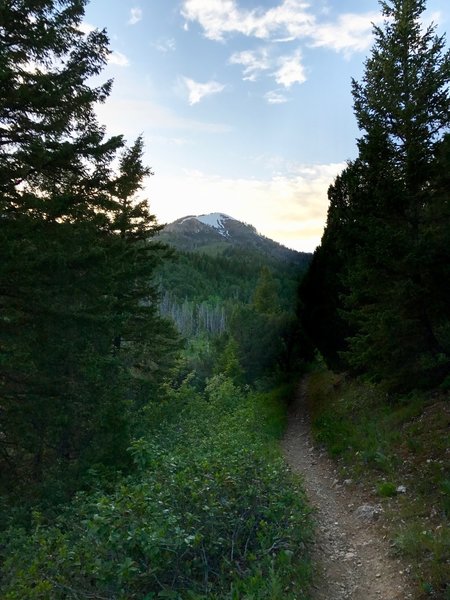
[345,0,450,389]
[0,0,177,502]
[107,137,179,402]
[252,266,280,314]
[301,0,450,391]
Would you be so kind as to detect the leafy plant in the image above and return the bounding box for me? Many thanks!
[0,379,312,599]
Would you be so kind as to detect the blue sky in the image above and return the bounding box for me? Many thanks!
[84,0,449,251]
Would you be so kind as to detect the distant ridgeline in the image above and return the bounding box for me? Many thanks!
[158,213,310,265]
[156,213,312,381]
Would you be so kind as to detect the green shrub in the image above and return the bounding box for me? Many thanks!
[377,481,397,497]
[0,377,312,599]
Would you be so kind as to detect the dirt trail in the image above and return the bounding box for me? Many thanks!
[282,380,415,600]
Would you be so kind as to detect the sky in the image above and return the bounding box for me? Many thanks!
[84,0,450,252]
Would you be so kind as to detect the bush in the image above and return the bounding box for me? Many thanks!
[0,377,312,599]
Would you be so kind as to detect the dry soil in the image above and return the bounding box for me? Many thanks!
[282,380,416,600]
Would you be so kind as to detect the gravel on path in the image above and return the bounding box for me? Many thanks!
[282,380,416,600]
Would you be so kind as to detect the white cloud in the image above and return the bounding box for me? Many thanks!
[181,0,381,56]
[79,21,96,35]
[96,97,231,136]
[320,4,331,17]
[128,7,143,25]
[265,90,288,104]
[182,77,226,105]
[181,0,314,42]
[229,48,271,81]
[309,12,381,55]
[108,51,130,67]
[230,47,306,91]
[149,162,346,252]
[274,51,306,87]
[153,38,176,53]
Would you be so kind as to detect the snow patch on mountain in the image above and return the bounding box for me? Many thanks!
[183,213,235,237]
[196,213,231,228]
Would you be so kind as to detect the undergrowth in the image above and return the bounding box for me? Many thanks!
[306,368,449,599]
[0,376,312,599]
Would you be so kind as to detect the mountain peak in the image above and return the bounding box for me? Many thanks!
[180,213,236,238]
[158,213,311,266]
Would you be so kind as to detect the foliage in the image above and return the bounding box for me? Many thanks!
[0,0,179,509]
[377,482,398,497]
[300,0,450,392]
[0,378,312,599]
[252,266,281,314]
[158,245,311,386]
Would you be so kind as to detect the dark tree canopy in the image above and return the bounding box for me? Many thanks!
[300,0,450,392]
[0,0,178,506]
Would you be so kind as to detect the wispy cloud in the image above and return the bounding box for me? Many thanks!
[230,47,306,95]
[274,51,306,87]
[229,48,271,81]
[309,12,381,55]
[181,0,379,55]
[153,38,176,53]
[147,135,191,147]
[79,21,96,35]
[96,97,232,136]
[128,7,143,25]
[182,77,226,105]
[108,51,130,67]
[265,90,288,104]
[181,0,314,42]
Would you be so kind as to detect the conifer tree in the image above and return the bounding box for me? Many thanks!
[301,0,450,391]
[0,0,177,500]
[252,266,280,315]
[345,0,450,389]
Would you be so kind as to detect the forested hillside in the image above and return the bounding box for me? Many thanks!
[157,212,311,266]
[0,2,312,598]
[156,224,311,385]
[2,0,449,597]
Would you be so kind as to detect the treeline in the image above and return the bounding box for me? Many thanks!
[160,293,226,336]
[158,249,311,385]
[157,246,304,305]
[300,0,450,393]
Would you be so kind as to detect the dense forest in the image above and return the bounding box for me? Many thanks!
[157,247,311,386]
[1,0,449,597]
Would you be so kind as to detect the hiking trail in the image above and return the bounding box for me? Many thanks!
[282,380,415,600]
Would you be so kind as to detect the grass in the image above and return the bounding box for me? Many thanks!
[306,368,450,599]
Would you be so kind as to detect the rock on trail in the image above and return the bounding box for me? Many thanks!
[282,381,415,600]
